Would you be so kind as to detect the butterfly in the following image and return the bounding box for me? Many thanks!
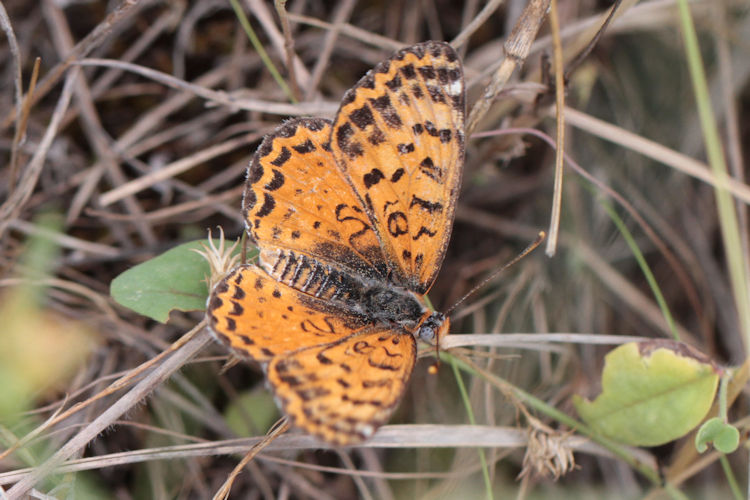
[207,40,465,445]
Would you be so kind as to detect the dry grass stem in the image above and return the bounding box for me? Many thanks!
[466,0,550,135]
[544,0,567,257]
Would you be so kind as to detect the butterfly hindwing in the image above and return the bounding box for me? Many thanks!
[267,330,417,445]
[207,264,369,362]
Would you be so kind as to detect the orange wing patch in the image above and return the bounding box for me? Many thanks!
[244,118,387,280]
[207,264,368,363]
[332,41,465,294]
[267,331,416,445]
[208,263,420,445]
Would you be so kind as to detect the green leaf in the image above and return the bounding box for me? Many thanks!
[224,390,279,437]
[110,239,242,323]
[695,417,739,454]
[573,340,719,447]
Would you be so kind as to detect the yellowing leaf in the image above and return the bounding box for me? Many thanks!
[573,340,719,447]
[0,291,96,421]
[0,213,96,421]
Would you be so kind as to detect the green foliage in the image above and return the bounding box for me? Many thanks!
[110,239,242,323]
[224,390,279,437]
[574,341,719,446]
[695,418,740,454]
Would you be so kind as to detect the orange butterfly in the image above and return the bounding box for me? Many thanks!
[207,41,465,445]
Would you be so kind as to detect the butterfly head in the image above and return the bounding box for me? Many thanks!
[415,311,449,345]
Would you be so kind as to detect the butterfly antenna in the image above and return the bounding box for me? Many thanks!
[444,231,546,318]
[428,343,441,375]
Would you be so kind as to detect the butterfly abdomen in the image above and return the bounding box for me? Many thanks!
[259,247,427,331]
[259,247,362,303]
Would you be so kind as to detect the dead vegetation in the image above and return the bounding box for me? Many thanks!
[1,0,749,498]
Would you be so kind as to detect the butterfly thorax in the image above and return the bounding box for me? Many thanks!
[361,283,428,330]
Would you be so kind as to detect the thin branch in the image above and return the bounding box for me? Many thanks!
[304,0,357,101]
[466,0,551,136]
[274,0,302,101]
[451,0,505,49]
[75,58,337,116]
[0,70,78,238]
[544,0,566,256]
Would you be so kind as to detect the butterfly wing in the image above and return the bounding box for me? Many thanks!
[207,264,369,362]
[208,265,417,445]
[267,330,416,445]
[244,118,388,282]
[331,41,465,294]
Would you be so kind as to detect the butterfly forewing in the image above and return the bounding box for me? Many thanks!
[331,41,465,294]
[243,118,387,281]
